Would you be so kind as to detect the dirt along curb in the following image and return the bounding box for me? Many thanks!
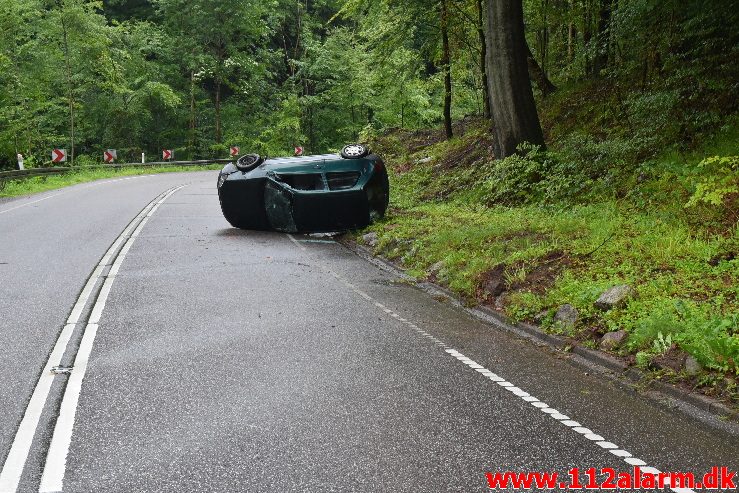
[340,237,739,437]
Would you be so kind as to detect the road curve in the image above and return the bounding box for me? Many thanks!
[0,172,736,492]
[0,172,212,490]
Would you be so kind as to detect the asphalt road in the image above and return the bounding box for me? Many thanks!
[0,172,736,492]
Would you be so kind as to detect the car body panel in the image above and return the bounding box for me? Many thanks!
[217,152,389,233]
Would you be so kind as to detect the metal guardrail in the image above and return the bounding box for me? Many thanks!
[0,159,231,183]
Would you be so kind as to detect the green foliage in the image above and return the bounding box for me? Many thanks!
[681,315,739,375]
[0,164,221,198]
[0,0,735,398]
[478,139,637,205]
[627,300,738,375]
[686,156,739,207]
[362,110,739,392]
[2,0,737,171]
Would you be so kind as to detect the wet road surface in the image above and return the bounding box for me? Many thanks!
[0,172,736,492]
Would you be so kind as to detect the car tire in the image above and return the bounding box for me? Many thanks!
[236,153,264,171]
[340,144,370,159]
[367,163,390,221]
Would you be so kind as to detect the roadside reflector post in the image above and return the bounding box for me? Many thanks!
[17,153,24,170]
[142,153,145,164]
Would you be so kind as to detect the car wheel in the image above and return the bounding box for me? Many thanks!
[236,153,264,171]
[367,165,389,221]
[219,202,247,229]
[340,144,370,159]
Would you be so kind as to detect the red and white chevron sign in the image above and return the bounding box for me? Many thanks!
[104,149,117,163]
[163,149,173,160]
[229,146,240,157]
[51,149,67,163]
[294,146,304,156]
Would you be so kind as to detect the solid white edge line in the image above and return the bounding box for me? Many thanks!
[65,266,103,325]
[287,233,307,252]
[37,324,100,493]
[0,175,159,216]
[86,278,115,325]
[0,193,64,215]
[0,323,76,493]
[0,189,160,492]
[38,185,184,493]
[0,186,180,493]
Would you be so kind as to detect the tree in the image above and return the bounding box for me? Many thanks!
[485,0,545,157]
[156,0,267,149]
[475,0,491,119]
[440,0,453,139]
[526,41,556,96]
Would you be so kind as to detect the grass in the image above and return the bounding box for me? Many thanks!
[0,165,222,198]
[358,117,738,404]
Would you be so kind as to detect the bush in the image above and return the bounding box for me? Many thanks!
[628,300,739,375]
[481,139,641,206]
[481,144,554,205]
[685,155,739,208]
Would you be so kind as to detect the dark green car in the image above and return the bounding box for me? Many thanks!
[217,144,389,233]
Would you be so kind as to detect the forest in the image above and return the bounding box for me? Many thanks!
[1,0,738,397]
[0,0,733,165]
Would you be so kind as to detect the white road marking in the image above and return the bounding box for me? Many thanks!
[0,192,65,215]
[286,234,695,493]
[38,323,99,491]
[38,185,184,493]
[0,185,183,493]
[0,174,159,216]
[66,266,103,325]
[0,323,76,493]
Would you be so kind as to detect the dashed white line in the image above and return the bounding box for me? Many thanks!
[286,233,695,493]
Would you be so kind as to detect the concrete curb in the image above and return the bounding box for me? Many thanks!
[342,238,739,434]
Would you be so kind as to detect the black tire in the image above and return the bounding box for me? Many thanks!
[340,144,370,159]
[220,208,250,229]
[367,164,390,221]
[235,153,264,171]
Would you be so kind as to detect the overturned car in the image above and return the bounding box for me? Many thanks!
[217,144,389,233]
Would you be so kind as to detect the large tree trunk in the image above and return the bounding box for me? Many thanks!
[476,0,491,119]
[441,0,453,139]
[567,0,576,63]
[526,42,557,96]
[592,0,613,76]
[485,0,545,157]
[583,1,593,76]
